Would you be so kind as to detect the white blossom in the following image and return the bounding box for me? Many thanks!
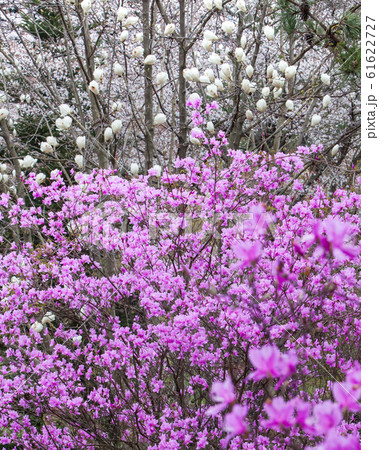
[264,26,275,40]
[164,24,175,36]
[256,99,267,113]
[153,113,167,126]
[88,80,100,95]
[30,322,43,333]
[104,127,113,142]
[208,53,221,65]
[76,136,86,150]
[130,163,139,176]
[80,0,91,14]
[117,6,128,22]
[311,114,321,126]
[285,66,297,80]
[321,73,331,86]
[125,16,139,28]
[132,46,144,57]
[285,100,294,110]
[222,21,235,35]
[75,154,84,168]
[322,95,331,108]
[111,119,123,134]
[0,108,9,120]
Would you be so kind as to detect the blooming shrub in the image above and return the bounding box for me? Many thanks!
[0,113,360,448]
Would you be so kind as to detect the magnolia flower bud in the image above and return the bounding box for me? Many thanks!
[285,100,294,110]
[164,23,175,36]
[256,99,267,113]
[153,113,167,126]
[190,68,200,82]
[278,60,288,73]
[36,173,46,184]
[117,6,128,22]
[262,87,270,97]
[234,47,245,63]
[331,144,339,156]
[75,154,84,168]
[0,163,7,172]
[222,21,235,35]
[208,53,221,65]
[214,0,222,10]
[311,114,321,126]
[93,68,103,83]
[114,63,124,76]
[267,64,274,78]
[47,136,58,147]
[204,30,219,42]
[264,26,275,40]
[206,84,218,98]
[2,174,8,183]
[0,108,9,120]
[246,109,253,120]
[273,77,285,88]
[246,65,254,78]
[237,0,247,13]
[132,46,144,57]
[156,71,169,86]
[241,34,247,49]
[130,163,139,176]
[206,121,215,134]
[120,30,129,43]
[321,73,331,86]
[104,127,113,142]
[273,87,282,98]
[88,80,100,95]
[62,116,72,130]
[125,16,139,28]
[59,104,71,117]
[76,136,86,150]
[81,0,91,14]
[221,63,232,81]
[322,95,331,108]
[111,119,123,134]
[40,142,53,154]
[285,65,297,80]
[144,55,157,65]
[204,0,213,10]
[31,322,43,333]
[214,78,224,91]
[204,69,215,82]
[199,75,210,84]
[183,69,194,82]
[241,79,250,94]
[202,39,213,52]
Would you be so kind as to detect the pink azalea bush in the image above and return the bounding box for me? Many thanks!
[0,104,360,448]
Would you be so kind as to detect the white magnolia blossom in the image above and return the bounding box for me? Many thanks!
[47,136,58,148]
[125,16,139,28]
[114,63,124,76]
[220,63,232,81]
[246,109,253,120]
[214,78,224,91]
[153,113,167,126]
[75,154,84,168]
[214,0,223,9]
[189,93,201,103]
[156,72,169,86]
[0,108,9,120]
[285,66,297,80]
[273,77,285,89]
[93,68,103,83]
[36,173,46,185]
[190,67,200,82]
[76,136,86,150]
[273,87,282,98]
[204,69,215,82]
[112,101,123,112]
[164,23,175,36]
[256,99,267,113]
[30,322,44,333]
[132,46,144,57]
[321,73,331,86]
[322,95,331,108]
[111,120,123,134]
[246,65,254,78]
[144,55,157,65]
[120,30,129,43]
[199,75,211,84]
[104,127,113,142]
[0,163,7,172]
[278,60,288,73]
[202,39,213,52]
[236,0,247,13]
[262,87,270,97]
[206,84,218,98]
[152,165,162,177]
[117,6,128,22]
[264,26,275,40]
[41,312,55,325]
[134,32,143,43]
[20,155,37,169]
[311,114,322,126]
[130,163,139,176]
[285,99,294,110]
[183,69,194,82]
[40,142,53,154]
[204,30,219,42]
[241,34,247,49]
[234,47,245,63]
[241,79,251,94]
[204,0,213,10]
[209,53,221,65]
[59,104,71,117]
[331,144,340,156]
[88,80,100,95]
[2,174,8,183]
[267,64,274,78]
[222,21,235,35]
[81,0,91,14]
[73,336,82,344]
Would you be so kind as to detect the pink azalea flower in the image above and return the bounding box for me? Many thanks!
[222,404,249,448]
[206,375,236,416]
[309,400,342,435]
[332,381,361,412]
[262,397,296,431]
[311,431,361,450]
[232,240,262,269]
[248,345,298,382]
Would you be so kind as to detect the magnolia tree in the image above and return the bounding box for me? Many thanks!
[0,0,361,448]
